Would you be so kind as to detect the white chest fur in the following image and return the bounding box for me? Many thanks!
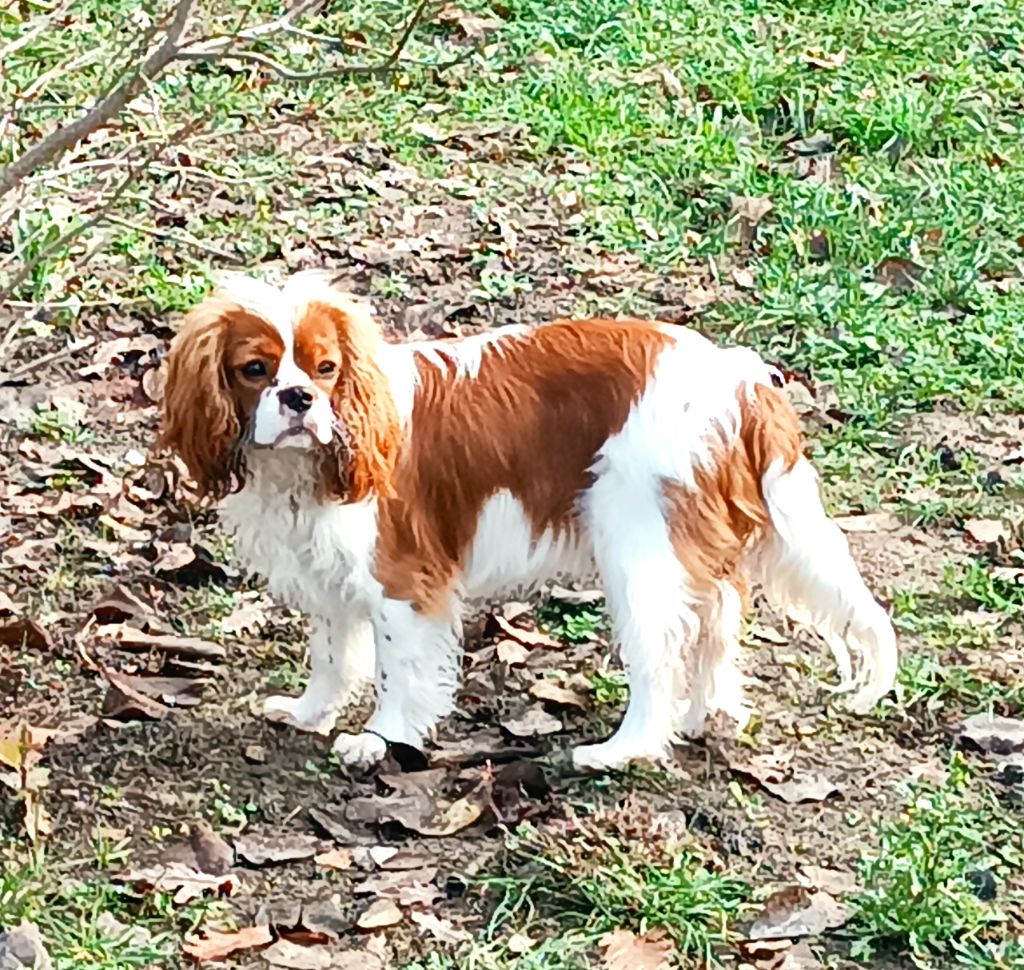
[220,453,379,617]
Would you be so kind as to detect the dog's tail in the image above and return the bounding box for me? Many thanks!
[739,382,898,713]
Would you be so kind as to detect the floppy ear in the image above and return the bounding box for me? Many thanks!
[159,297,245,500]
[308,299,402,503]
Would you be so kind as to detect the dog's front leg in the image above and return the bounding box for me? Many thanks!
[332,596,461,769]
[264,610,375,734]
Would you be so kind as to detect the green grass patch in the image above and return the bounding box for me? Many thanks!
[849,755,1024,967]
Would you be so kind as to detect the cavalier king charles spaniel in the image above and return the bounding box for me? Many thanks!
[159,270,896,772]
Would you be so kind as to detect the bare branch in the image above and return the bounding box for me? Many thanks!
[0,172,137,322]
[178,0,434,80]
[0,0,197,202]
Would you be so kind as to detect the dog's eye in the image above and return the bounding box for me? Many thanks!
[317,361,337,376]
[242,360,267,378]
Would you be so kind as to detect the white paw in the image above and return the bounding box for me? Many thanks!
[331,731,388,770]
[572,741,667,773]
[262,695,338,735]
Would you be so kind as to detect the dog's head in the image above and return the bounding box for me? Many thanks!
[159,271,400,501]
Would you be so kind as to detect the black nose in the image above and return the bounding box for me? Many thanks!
[279,387,313,413]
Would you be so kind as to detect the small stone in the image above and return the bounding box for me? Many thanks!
[245,744,267,764]
[0,922,53,970]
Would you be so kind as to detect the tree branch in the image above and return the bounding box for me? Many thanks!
[0,0,197,202]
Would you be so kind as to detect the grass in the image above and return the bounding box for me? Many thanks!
[850,755,1024,968]
[0,847,212,970]
[475,804,750,968]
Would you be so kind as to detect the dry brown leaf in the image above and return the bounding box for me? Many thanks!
[314,847,353,871]
[188,820,234,876]
[0,617,53,651]
[748,886,850,939]
[354,866,438,897]
[94,623,226,661]
[796,865,860,897]
[415,796,484,837]
[262,938,333,969]
[435,3,502,39]
[220,595,271,636]
[875,257,925,292]
[100,670,172,721]
[963,518,1011,544]
[496,639,530,665]
[0,921,52,969]
[731,194,774,226]
[491,614,560,649]
[182,925,272,962]
[959,713,1024,761]
[834,511,901,533]
[356,898,404,930]
[502,707,562,738]
[119,862,238,904]
[599,928,675,970]
[409,910,471,945]
[529,680,589,710]
[234,833,320,867]
[89,585,152,624]
[802,48,847,69]
[0,721,57,772]
[761,773,840,804]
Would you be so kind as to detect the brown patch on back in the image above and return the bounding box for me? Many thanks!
[374,319,674,613]
[160,298,284,499]
[664,383,804,593]
[297,301,403,502]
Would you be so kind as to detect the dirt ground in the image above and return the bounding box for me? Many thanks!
[3,141,1023,970]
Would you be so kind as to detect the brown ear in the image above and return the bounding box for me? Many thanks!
[159,298,244,500]
[311,300,402,502]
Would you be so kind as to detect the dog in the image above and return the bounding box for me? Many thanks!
[159,270,897,772]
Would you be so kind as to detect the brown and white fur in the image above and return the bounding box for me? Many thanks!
[159,270,897,772]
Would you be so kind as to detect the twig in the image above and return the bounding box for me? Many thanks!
[0,0,197,201]
[0,336,97,383]
[103,215,244,263]
[177,0,433,80]
[0,171,137,332]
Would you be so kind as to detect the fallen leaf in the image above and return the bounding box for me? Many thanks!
[748,886,850,940]
[0,721,57,771]
[501,706,562,738]
[0,617,53,651]
[314,847,353,871]
[963,518,1011,544]
[101,670,172,721]
[188,820,234,876]
[834,511,901,533]
[731,194,774,225]
[599,928,675,970]
[354,866,438,897]
[731,266,756,289]
[797,865,860,897]
[415,796,484,837]
[802,48,846,69]
[875,257,925,292]
[959,714,1024,761]
[490,614,560,649]
[0,921,53,970]
[151,542,237,585]
[220,595,271,636]
[356,898,403,930]
[95,911,152,947]
[496,639,530,665]
[89,585,153,624]
[182,925,273,962]
[262,938,332,969]
[409,910,471,945]
[118,862,238,905]
[95,623,226,661]
[235,833,321,867]
[435,2,502,39]
[529,680,589,710]
[429,728,543,767]
[761,774,840,804]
